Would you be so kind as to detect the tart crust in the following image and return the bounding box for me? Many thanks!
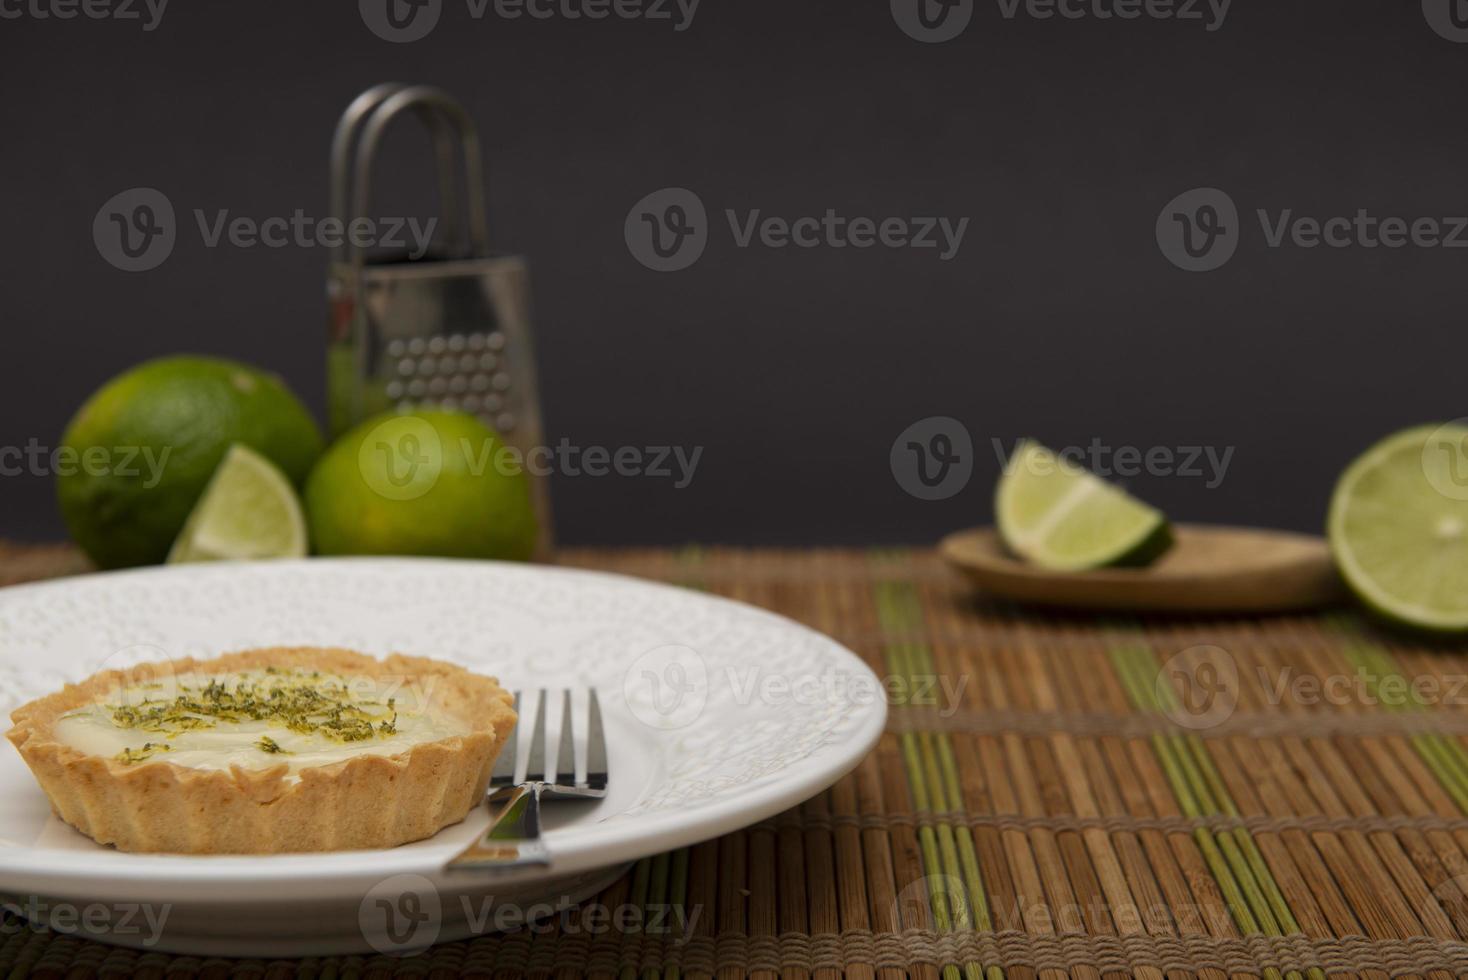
[5,647,517,854]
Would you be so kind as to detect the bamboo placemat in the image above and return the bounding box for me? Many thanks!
[4,544,1468,979]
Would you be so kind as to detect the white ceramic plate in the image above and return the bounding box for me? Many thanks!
[0,559,885,956]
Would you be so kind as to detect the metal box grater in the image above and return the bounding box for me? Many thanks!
[326,83,552,552]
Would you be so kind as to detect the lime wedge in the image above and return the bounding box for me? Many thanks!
[995,440,1172,570]
[1328,423,1468,632]
[168,444,308,563]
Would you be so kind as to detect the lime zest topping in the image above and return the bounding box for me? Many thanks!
[97,669,400,763]
[256,736,290,755]
[115,742,172,765]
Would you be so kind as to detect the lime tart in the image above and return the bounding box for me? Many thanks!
[5,647,516,854]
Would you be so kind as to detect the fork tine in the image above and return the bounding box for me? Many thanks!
[491,690,521,786]
[584,689,607,791]
[524,689,547,782]
[555,689,576,787]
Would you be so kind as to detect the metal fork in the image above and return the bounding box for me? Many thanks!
[446,689,608,871]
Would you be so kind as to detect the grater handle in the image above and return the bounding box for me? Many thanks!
[339,85,490,267]
[330,83,468,264]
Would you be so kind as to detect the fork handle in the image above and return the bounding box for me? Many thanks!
[446,783,552,871]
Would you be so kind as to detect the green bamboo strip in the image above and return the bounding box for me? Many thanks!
[937,736,997,933]
[1107,642,1315,980]
[875,576,994,980]
[1332,618,1468,810]
[664,847,689,980]
[1341,637,1468,796]
[644,850,671,980]
[620,857,653,980]
[1186,739,1300,937]
[1132,645,1303,936]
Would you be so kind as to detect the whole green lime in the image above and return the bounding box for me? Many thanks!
[305,410,538,561]
[58,356,323,569]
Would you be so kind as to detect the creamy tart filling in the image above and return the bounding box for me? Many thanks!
[54,667,467,775]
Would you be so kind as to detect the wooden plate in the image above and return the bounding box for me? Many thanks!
[939,524,1348,613]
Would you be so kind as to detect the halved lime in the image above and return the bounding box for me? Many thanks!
[995,440,1172,570]
[1328,423,1468,632]
[168,444,308,563]
[58,355,321,569]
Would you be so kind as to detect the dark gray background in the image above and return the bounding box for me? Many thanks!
[2,0,1465,546]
